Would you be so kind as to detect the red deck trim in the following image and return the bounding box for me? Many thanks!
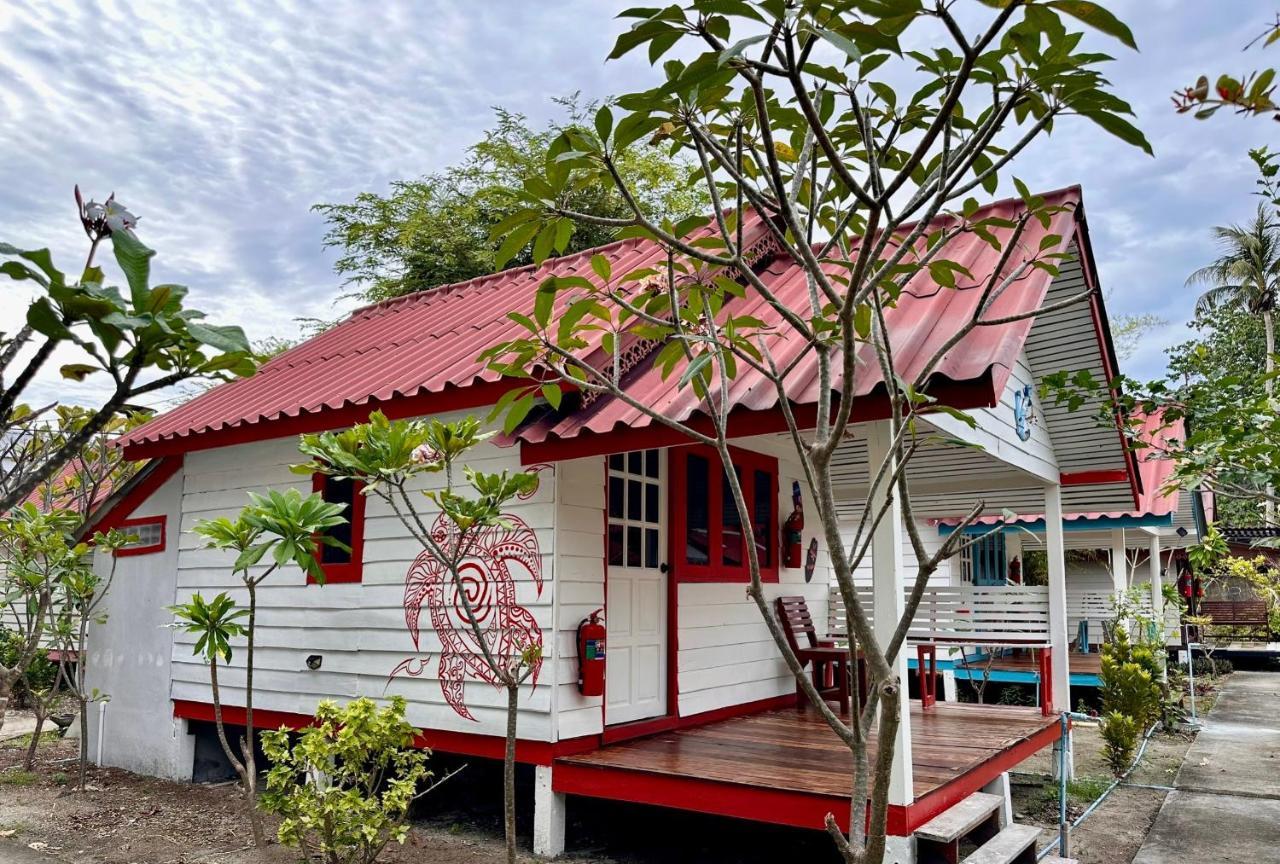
[123,381,519,460]
[900,716,1063,832]
[86,456,183,535]
[171,699,597,766]
[553,760,872,834]
[554,708,1062,837]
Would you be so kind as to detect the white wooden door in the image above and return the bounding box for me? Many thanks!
[605,449,668,725]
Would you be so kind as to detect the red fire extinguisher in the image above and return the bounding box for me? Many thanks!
[577,608,606,697]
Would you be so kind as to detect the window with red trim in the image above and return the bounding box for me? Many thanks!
[310,473,365,584]
[669,444,778,582]
[114,515,166,557]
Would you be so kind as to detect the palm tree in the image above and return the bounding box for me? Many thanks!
[1188,203,1280,521]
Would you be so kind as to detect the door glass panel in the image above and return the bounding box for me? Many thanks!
[752,468,773,568]
[606,449,665,571]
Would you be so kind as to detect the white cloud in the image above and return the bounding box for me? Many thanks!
[0,1,1271,405]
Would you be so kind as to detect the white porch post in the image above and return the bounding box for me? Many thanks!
[1149,534,1167,683]
[866,422,914,815]
[1110,528,1128,594]
[1044,485,1071,711]
[533,765,566,858]
[1044,484,1073,778]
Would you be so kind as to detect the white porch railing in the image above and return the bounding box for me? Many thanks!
[828,585,1050,645]
[827,583,1179,647]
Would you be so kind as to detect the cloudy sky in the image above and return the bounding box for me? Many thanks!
[0,1,1273,409]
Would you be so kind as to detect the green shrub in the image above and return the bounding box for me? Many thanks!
[1099,712,1140,775]
[0,630,57,708]
[1191,657,1232,678]
[260,696,430,864]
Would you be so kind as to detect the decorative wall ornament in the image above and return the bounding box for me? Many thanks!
[518,463,552,500]
[1013,383,1035,442]
[389,514,544,721]
[804,537,819,583]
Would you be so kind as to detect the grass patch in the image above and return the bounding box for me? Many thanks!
[0,770,38,786]
[0,730,60,750]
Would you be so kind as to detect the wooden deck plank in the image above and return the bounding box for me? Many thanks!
[558,702,1054,800]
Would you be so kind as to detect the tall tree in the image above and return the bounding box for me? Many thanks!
[480,3,1148,862]
[313,98,710,304]
[0,191,254,513]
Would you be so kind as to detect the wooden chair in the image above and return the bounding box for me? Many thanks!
[776,596,862,713]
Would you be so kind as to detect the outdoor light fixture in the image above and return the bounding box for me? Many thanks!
[1176,526,1189,538]
[305,654,323,670]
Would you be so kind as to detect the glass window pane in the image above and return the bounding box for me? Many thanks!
[645,528,659,569]
[627,525,642,567]
[320,476,354,564]
[645,449,659,478]
[608,475,624,518]
[645,483,659,524]
[685,453,710,565]
[627,479,642,520]
[628,451,642,475]
[609,454,623,471]
[722,468,743,568]
[608,524,624,566]
[753,468,773,568]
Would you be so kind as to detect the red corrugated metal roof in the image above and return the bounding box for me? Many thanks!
[519,187,1084,449]
[121,213,775,452]
[123,187,1093,460]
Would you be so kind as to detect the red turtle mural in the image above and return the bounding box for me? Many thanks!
[389,513,544,721]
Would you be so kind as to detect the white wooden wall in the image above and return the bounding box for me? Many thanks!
[171,426,559,741]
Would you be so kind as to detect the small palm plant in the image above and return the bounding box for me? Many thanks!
[170,488,348,848]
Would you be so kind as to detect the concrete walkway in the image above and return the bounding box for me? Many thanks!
[1132,671,1280,864]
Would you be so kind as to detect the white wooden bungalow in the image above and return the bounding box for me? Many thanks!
[86,187,1146,862]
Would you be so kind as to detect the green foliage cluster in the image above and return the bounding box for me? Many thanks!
[260,697,430,864]
[0,631,55,706]
[1098,627,1162,776]
[313,99,709,304]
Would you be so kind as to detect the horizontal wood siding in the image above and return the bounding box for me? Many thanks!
[171,429,559,741]
[552,456,606,741]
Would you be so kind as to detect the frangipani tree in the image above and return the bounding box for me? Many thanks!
[297,412,540,864]
[171,489,348,848]
[0,190,253,514]
[478,3,1149,861]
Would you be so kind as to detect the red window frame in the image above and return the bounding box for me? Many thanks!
[669,444,779,583]
[113,515,166,557]
[310,472,366,585]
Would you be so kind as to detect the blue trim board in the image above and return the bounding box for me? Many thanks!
[937,513,1173,537]
[906,655,1102,688]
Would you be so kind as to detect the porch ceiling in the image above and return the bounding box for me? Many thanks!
[819,422,1136,519]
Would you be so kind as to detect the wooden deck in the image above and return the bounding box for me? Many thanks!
[554,702,1059,834]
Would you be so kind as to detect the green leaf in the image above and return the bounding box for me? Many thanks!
[594,105,614,142]
[188,322,251,354]
[816,28,862,63]
[59,364,99,381]
[541,383,563,410]
[1046,1,1137,50]
[495,220,540,269]
[111,229,156,310]
[718,33,767,66]
[590,253,612,282]
[503,393,536,435]
[1078,110,1153,156]
[26,298,70,340]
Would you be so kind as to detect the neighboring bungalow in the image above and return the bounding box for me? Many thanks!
[931,412,1207,697]
[86,187,1143,861]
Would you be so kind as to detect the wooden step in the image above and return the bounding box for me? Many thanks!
[915,791,1003,842]
[961,823,1041,864]
[1039,857,1077,864]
